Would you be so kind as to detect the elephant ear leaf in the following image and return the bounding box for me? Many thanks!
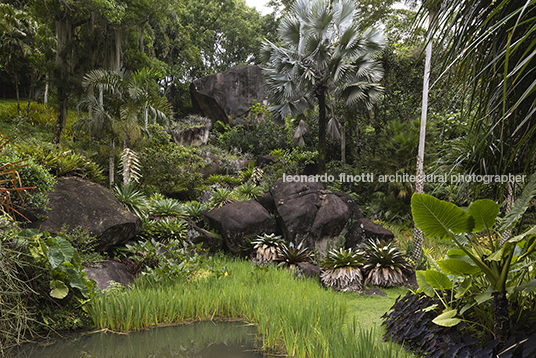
[501,173,536,231]
[50,280,69,299]
[468,199,499,232]
[411,193,474,240]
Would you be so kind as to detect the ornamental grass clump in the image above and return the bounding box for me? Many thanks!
[362,239,412,288]
[321,248,365,292]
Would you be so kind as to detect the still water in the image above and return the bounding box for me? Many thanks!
[9,321,270,358]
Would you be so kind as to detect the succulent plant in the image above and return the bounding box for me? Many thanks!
[251,233,284,265]
[320,248,365,292]
[362,239,412,288]
[275,241,311,269]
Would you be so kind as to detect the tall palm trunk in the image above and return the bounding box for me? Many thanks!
[317,85,328,173]
[413,9,434,261]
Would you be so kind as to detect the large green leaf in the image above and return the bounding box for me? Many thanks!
[55,237,75,262]
[47,246,64,269]
[416,270,435,297]
[411,193,474,240]
[425,270,452,290]
[467,199,499,232]
[50,280,69,299]
[432,308,461,327]
[437,259,481,276]
[501,173,536,231]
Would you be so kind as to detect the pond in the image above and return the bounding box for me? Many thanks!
[8,321,270,358]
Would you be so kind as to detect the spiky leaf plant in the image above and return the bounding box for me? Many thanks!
[233,182,263,200]
[148,195,186,218]
[321,248,365,292]
[208,187,234,208]
[251,233,284,265]
[183,201,206,222]
[113,183,147,218]
[362,239,412,288]
[275,241,311,269]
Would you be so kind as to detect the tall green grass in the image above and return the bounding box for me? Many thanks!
[89,257,413,358]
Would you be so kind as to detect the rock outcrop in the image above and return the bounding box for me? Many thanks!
[28,177,142,252]
[83,260,134,290]
[190,65,266,126]
[202,200,278,255]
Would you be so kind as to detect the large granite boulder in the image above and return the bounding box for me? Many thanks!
[28,177,142,252]
[83,260,134,290]
[186,222,223,252]
[190,65,266,126]
[270,179,376,256]
[202,200,277,254]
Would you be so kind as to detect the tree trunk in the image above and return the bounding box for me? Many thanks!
[413,10,434,261]
[341,121,346,164]
[53,89,68,145]
[109,132,115,188]
[492,291,510,346]
[317,86,327,173]
[44,76,49,106]
[14,72,20,114]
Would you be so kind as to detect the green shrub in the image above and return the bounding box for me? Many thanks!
[1,141,56,214]
[13,141,105,183]
[139,125,205,198]
[206,174,242,186]
[17,229,97,301]
[57,225,103,264]
[138,217,188,242]
[126,239,210,281]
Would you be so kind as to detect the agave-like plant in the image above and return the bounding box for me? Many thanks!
[183,201,206,222]
[233,182,263,200]
[321,248,365,292]
[148,195,186,218]
[208,187,234,208]
[275,241,311,269]
[113,183,148,218]
[251,233,284,265]
[362,239,412,288]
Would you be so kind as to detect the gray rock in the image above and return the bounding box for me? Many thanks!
[169,125,211,147]
[190,65,266,126]
[186,222,223,252]
[28,177,142,252]
[295,262,322,284]
[83,260,134,290]
[202,200,277,255]
[269,179,392,257]
[358,218,395,243]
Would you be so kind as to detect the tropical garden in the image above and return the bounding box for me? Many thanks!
[0,0,535,357]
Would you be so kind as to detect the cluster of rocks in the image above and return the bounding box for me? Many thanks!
[26,175,395,290]
[202,178,394,257]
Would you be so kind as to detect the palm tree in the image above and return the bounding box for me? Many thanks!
[413,2,438,261]
[261,0,384,173]
[75,68,171,188]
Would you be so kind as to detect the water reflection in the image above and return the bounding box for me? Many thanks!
[9,321,269,358]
